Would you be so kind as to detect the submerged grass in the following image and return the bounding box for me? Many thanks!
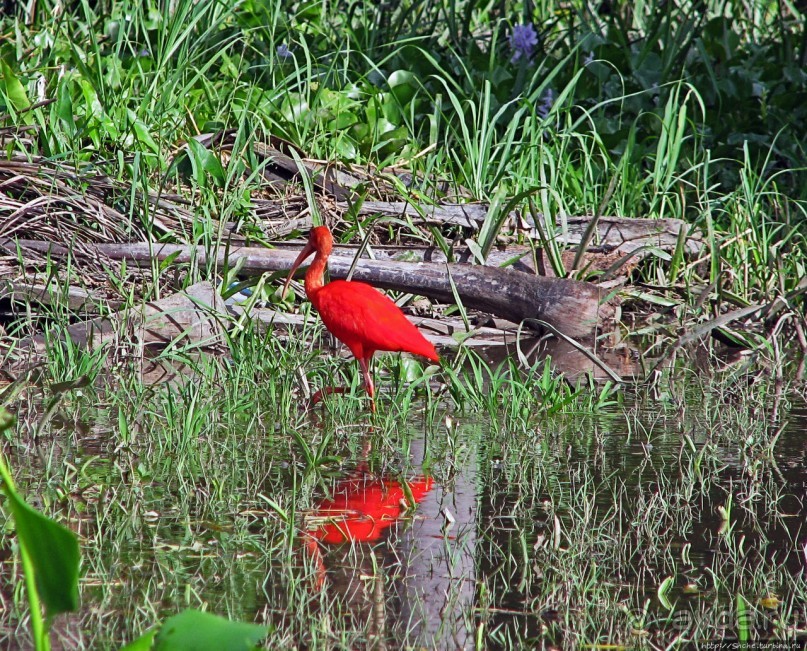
[1,326,805,648]
[1,0,806,648]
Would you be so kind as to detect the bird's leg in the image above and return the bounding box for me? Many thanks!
[358,357,376,413]
[302,532,327,590]
[311,386,348,407]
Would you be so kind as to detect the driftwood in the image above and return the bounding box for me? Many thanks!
[8,281,226,365]
[0,279,121,311]
[267,240,641,280]
[338,201,702,256]
[9,239,615,339]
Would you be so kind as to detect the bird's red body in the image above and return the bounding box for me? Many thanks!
[311,473,434,544]
[283,226,439,410]
[311,280,439,363]
[303,470,434,588]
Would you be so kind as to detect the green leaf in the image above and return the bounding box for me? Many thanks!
[120,629,158,651]
[736,593,750,643]
[4,487,80,618]
[657,575,674,611]
[127,109,160,154]
[0,60,31,112]
[387,69,416,105]
[79,78,119,140]
[55,78,76,133]
[280,92,309,122]
[154,610,269,651]
[0,408,79,622]
[380,93,402,123]
[327,110,358,130]
[464,238,485,265]
[186,139,225,187]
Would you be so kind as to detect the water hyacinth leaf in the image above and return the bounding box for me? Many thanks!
[153,609,269,651]
[0,60,31,112]
[0,410,80,619]
[387,70,417,105]
[351,122,370,144]
[331,136,358,160]
[381,93,402,124]
[280,92,309,122]
[327,111,359,131]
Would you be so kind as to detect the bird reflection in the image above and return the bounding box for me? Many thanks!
[303,465,434,601]
[308,470,433,544]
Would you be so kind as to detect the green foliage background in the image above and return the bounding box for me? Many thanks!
[1,0,805,207]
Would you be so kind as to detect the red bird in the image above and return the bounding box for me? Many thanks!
[283,226,439,411]
[303,471,434,588]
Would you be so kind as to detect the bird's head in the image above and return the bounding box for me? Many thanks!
[282,225,334,298]
[308,225,333,255]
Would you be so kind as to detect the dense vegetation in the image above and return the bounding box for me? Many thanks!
[1,1,806,649]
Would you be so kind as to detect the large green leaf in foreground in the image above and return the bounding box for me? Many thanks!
[4,487,81,617]
[125,609,270,651]
[0,60,31,112]
[0,410,80,619]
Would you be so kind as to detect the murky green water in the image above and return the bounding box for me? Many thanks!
[1,378,806,649]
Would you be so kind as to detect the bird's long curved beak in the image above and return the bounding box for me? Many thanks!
[282,241,316,299]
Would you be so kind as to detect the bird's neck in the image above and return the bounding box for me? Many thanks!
[304,253,328,298]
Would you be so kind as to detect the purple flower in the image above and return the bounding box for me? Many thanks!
[584,51,594,65]
[510,24,539,63]
[277,43,292,59]
[537,88,555,118]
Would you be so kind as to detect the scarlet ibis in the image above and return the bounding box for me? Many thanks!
[283,226,439,411]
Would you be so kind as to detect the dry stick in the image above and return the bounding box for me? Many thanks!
[340,200,701,255]
[0,98,56,124]
[7,239,614,340]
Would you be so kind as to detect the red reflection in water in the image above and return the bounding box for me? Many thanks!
[303,470,434,590]
[311,473,434,544]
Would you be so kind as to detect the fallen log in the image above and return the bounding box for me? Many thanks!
[0,278,122,310]
[9,240,615,339]
[7,281,226,365]
[266,240,640,279]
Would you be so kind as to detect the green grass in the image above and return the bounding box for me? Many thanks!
[1,345,805,648]
[1,0,807,648]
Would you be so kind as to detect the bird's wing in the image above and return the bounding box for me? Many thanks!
[313,281,437,360]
